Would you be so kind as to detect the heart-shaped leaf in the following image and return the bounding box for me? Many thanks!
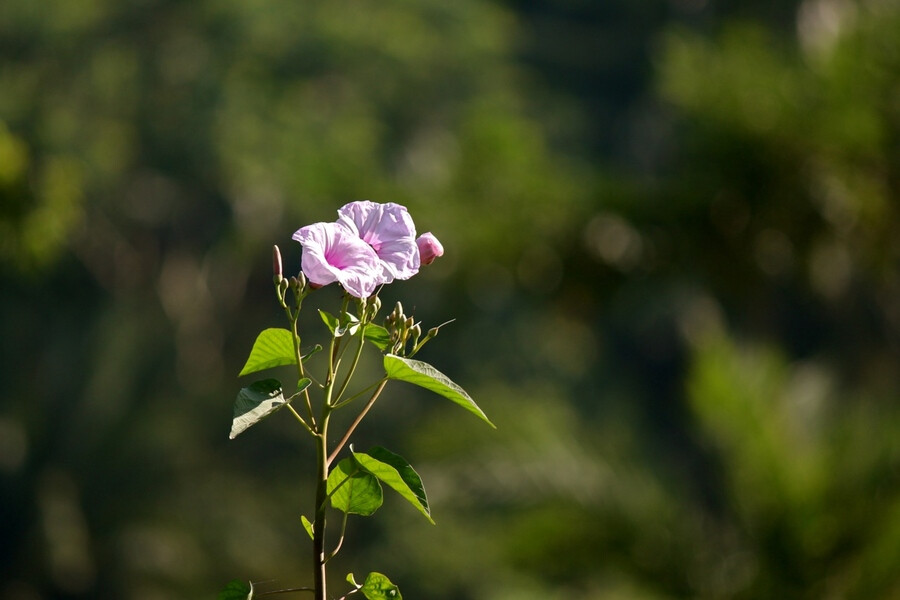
[360,572,401,600]
[239,329,296,376]
[326,457,383,516]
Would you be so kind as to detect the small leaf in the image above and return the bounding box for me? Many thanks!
[229,379,310,439]
[363,324,391,351]
[300,515,314,540]
[384,355,495,428]
[352,447,432,524]
[218,579,253,600]
[361,572,401,600]
[326,457,383,516]
[239,328,296,376]
[346,573,360,588]
[302,344,323,362]
[320,310,360,336]
[319,310,339,334]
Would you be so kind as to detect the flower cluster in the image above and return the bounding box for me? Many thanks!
[292,201,443,298]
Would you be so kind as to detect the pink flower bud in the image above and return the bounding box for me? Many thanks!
[273,245,284,282]
[416,233,444,266]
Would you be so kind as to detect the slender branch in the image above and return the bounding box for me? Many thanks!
[334,335,366,404]
[285,404,314,436]
[327,378,388,465]
[258,587,316,596]
[325,509,349,563]
[287,306,316,428]
[330,380,381,410]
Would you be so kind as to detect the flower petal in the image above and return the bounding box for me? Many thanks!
[292,222,381,298]
[337,200,420,282]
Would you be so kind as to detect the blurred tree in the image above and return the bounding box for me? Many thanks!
[1,0,899,598]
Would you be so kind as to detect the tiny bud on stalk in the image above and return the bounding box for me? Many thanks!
[273,245,284,284]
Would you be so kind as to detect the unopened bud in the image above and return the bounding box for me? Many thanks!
[427,326,439,339]
[273,245,284,283]
[416,233,444,266]
[410,324,422,346]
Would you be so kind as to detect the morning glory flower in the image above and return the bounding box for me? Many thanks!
[292,221,381,298]
[336,201,420,284]
[416,232,443,266]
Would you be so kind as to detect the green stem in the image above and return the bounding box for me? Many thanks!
[325,508,349,563]
[258,587,315,596]
[286,305,316,427]
[330,380,380,410]
[334,335,366,404]
[285,404,314,436]
[312,425,329,600]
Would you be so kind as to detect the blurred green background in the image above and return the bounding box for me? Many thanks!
[2,0,899,598]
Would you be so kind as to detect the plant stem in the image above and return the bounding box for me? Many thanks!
[287,306,316,427]
[258,587,316,596]
[327,378,388,465]
[334,335,365,403]
[312,427,329,600]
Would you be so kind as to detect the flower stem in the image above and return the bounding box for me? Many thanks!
[327,378,388,465]
[286,305,316,427]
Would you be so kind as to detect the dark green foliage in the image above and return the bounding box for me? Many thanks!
[2,1,899,599]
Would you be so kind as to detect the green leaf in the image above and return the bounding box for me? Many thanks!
[319,310,339,333]
[383,354,495,428]
[363,324,392,351]
[351,446,433,524]
[300,515,314,540]
[326,457,383,516]
[319,309,360,336]
[301,344,323,362]
[346,573,360,588]
[360,572,401,600]
[218,579,253,600]
[239,328,296,376]
[229,378,310,439]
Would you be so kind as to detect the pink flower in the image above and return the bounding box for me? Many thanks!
[292,222,381,298]
[336,201,420,284]
[416,232,443,265]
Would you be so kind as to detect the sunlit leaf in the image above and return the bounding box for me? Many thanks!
[301,515,314,540]
[363,324,391,351]
[384,354,495,428]
[360,572,401,600]
[319,309,360,336]
[319,310,339,333]
[351,446,432,524]
[218,579,253,600]
[326,457,383,516]
[229,378,310,439]
[239,328,296,376]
